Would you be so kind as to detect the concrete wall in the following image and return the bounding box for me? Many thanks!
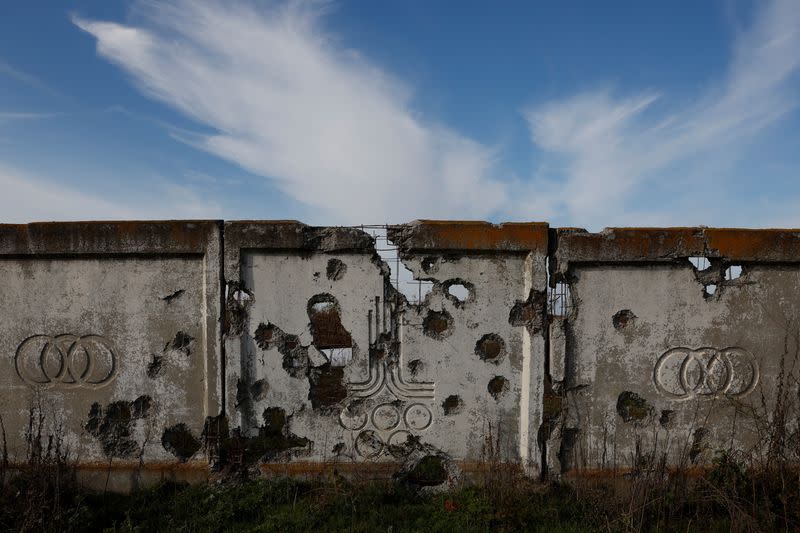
[223,221,548,479]
[0,222,222,489]
[547,228,800,477]
[0,221,797,487]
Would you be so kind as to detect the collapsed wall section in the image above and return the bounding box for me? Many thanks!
[547,227,800,477]
[0,221,223,489]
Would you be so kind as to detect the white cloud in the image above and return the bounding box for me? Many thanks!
[70,0,800,227]
[73,1,508,224]
[523,0,800,228]
[0,164,224,223]
[0,165,141,222]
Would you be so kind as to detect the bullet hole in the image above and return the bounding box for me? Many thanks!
[85,399,146,459]
[308,364,347,411]
[487,376,509,400]
[161,289,185,303]
[161,423,202,462]
[442,278,473,307]
[307,294,353,349]
[725,265,743,280]
[689,427,708,464]
[442,395,463,415]
[423,309,453,339]
[167,331,194,356]
[406,455,448,486]
[408,359,423,376]
[616,391,652,423]
[475,333,506,363]
[509,289,547,333]
[612,309,636,330]
[421,256,438,274]
[146,354,163,378]
[250,379,269,402]
[659,410,675,428]
[224,282,253,337]
[689,256,711,271]
[326,258,347,281]
[704,284,717,298]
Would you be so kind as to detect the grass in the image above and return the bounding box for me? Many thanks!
[2,457,798,532]
[0,470,594,533]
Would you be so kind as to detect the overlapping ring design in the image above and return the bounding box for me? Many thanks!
[14,334,117,388]
[653,347,759,400]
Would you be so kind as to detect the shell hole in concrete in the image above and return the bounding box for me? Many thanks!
[688,256,711,271]
[487,376,509,400]
[307,293,353,350]
[326,258,347,281]
[320,347,352,367]
[725,265,743,280]
[704,284,717,298]
[229,287,253,303]
[423,309,453,338]
[612,309,636,330]
[447,283,470,302]
[421,256,438,274]
[475,333,506,363]
[548,282,571,317]
[311,301,336,313]
[442,395,463,415]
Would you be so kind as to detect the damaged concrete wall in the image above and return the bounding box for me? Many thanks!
[223,221,549,478]
[2,220,797,487]
[0,221,223,489]
[547,228,800,477]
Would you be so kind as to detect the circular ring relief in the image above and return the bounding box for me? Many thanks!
[371,403,401,431]
[404,403,433,431]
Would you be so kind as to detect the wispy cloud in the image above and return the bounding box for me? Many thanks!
[523,0,800,227]
[0,164,225,223]
[0,58,68,100]
[0,111,61,124]
[0,165,140,222]
[72,0,800,227]
[73,1,508,224]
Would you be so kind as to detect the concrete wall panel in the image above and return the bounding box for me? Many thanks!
[224,221,549,478]
[549,228,800,477]
[0,221,223,478]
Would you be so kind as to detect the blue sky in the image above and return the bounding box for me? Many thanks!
[1,0,799,228]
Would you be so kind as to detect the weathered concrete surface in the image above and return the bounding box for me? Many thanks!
[0,221,222,488]
[548,228,800,477]
[3,220,798,487]
[224,221,548,479]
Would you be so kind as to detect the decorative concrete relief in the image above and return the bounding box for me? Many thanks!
[653,347,759,400]
[15,334,117,388]
[339,304,436,458]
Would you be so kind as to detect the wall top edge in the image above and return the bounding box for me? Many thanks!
[0,220,220,256]
[387,220,550,253]
[555,227,800,264]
